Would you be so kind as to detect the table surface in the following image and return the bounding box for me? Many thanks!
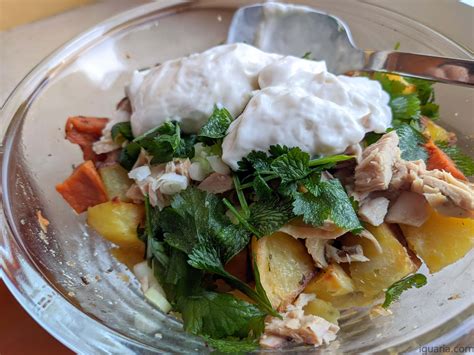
[0,0,472,353]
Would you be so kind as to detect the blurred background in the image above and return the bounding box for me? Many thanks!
[0,0,472,354]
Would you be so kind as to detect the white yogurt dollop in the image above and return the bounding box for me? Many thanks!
[221,58,391,169]
[126,43,392,171]
[222,86,367,170]
[128,43,280,136]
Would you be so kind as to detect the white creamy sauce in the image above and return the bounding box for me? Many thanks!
[128,43,280,136]
[127,43,392,170]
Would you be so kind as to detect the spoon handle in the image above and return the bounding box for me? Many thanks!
[365,51,474,87]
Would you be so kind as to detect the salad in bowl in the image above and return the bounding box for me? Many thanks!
[56,40,474,351]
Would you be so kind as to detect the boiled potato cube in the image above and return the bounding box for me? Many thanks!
[304,298,340,324]
[87,201,144,249]
[330,292,376,310]
[252,232,315,310]
[343,223,419,297]
[304,263,355,301]
[400,210,474,273]
[99,164,133,202]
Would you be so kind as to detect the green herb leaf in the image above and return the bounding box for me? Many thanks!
[118,142,141,170]
[301,51,312,59]
[405,77,435,105]
[308,154,354,167]
[437,142,474,176]
[248,197,294,238]
[199,106,234,140]
[292,179,362,232]
[395,124,428,161]
[364,132,383,146]
[178,291,266,339]
[203,336,259,353]
[253,174,273,199]
[111,121,134,143]
[382,273,427,309]
[372,73,407,98]
[132,121,195,164]
[237,151,272,175]
[393,41,401,50]
[271,147,311,183]
[390,94,421,122]
[420,102,439,120]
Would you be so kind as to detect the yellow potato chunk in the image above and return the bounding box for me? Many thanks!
[252,232,315,310]
[304,298,340,324]
[343,223,418,297]
[400,210,474,273]
[421,117,453,143]
[87,201,144,249]
[99,164,133,202]
[304,263,355,301]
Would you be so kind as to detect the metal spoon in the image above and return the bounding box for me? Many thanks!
[227,3,473,86]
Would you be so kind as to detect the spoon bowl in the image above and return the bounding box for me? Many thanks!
[227,2,474,86]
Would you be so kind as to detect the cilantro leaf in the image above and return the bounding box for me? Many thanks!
[118,142,141,170]
[160,187,277,316]
[437,142,474,176]
[248,197,294,238]
[268,144,290,158]
[420,102,439,120]
[372,73,406,97]
[178,291,266,339]
[292,179,362,232]
[199,106,234,140]
[308,155,354,167]
[271,147,311,183]
[301,51,312,59]
[111,122,134,142]
[390,94,421,122]
[132,121,195,164]
[253,174,272,199]
[382,273,427,309]
[395,124,428,162]
[237,151,272,175]
[405,77,435,105]
[203,336,259,353]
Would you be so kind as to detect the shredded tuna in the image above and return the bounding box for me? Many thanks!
[385,191,430,227]
[305,238,328,268]
[198,173,233,194]
[93,108,130,154]
[355,131,400,193]
[280,220,346,240]
[260,293,339,349]
[358,196,390,226]
[326,244,369,263]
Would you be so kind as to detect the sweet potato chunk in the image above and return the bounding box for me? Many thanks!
[87,200,144,249]
[65,116,108,161]
[400,210,474,273]
[252,232,315,310]
[342,223,419,297]
[56,160,108,213]
[424,140,466,180]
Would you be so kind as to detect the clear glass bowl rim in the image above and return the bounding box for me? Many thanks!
[0,1,473,353]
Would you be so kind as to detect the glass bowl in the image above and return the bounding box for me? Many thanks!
[1,0,473,353]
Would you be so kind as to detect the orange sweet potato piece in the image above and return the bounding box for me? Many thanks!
[65,116,108,161]
[56,160,109,213]
[424,140,466,181]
